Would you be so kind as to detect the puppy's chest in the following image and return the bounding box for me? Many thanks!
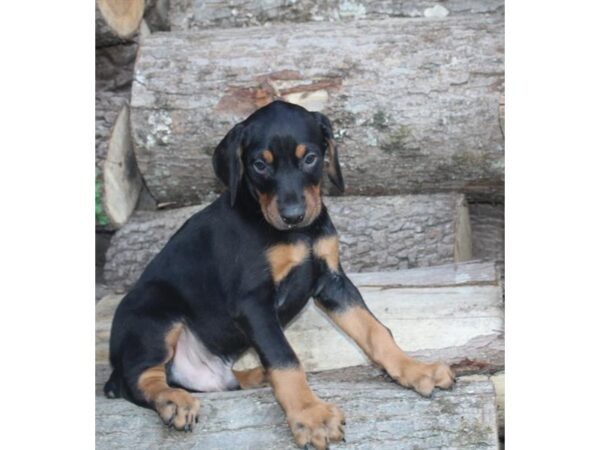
[265,236,340,314]
[266,240,313,284]
[274,262,315,322]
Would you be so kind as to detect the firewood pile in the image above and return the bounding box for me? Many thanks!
[95,1,504,448]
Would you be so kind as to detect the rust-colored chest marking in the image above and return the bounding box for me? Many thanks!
[266,235,339,284]
[266,242,310,284]
[313,235,340,273]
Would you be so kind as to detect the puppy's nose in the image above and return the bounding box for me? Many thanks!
[280,205,305,225]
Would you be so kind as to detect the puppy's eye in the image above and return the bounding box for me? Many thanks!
[253,160,267,172]
[304,154,317,166]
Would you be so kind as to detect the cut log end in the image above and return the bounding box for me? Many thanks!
[97,0,145,39]
[103,106,143,227]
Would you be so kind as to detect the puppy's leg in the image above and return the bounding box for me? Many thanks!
[313,235,455,397]
[109,292,200,431]
[327,305,455,396]
[135,354,201,431]
[232,367,267,389]
[233,300,344,450]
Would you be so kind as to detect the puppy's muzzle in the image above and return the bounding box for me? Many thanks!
[279,204,305,226]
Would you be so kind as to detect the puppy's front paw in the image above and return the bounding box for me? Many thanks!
[287,400,345,450]
[391,361,455,397]
[155,388,201,432]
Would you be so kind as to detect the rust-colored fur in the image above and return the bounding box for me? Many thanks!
[328,307,455,396]
[266,242,310,284]
[271,368,345,450]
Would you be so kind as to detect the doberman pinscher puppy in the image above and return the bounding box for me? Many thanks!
[104,100,455,449]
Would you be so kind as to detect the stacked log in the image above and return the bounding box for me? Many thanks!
[96,370,499,450]
[95,3,505,444]
[169,0,504,30]
[103,193,472,291]
[130,14,504,206]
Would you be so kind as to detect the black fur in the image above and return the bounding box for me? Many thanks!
[105,101,370,407]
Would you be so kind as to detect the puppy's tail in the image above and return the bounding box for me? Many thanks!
[103,369,122,399]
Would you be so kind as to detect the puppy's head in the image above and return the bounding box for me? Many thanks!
[213,101,344,230]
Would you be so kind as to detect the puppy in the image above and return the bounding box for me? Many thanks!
[104,100,454,449]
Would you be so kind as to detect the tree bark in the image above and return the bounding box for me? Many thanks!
[130,14,504,205]
[103,193,471,290]
[169,0,504,30]
[95,370,499,450]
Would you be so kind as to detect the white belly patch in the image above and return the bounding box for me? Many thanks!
[170,327,238,392]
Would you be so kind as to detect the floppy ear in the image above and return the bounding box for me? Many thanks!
[212,122,246,206]
[312,111,344,193]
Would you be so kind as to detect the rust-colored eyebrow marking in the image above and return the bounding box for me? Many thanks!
[295,144,307,159]
[262,150,274,164]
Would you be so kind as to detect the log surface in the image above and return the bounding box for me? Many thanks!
[169,0,504,30]
[97,261,504,375]
[103,193,469,290]
[96,369,498,450]
[102,106,143,227]
[131,15,504,205]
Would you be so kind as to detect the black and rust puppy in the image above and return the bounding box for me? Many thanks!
[104,100,454,449]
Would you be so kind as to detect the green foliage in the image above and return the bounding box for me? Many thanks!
[96,172,109,227]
